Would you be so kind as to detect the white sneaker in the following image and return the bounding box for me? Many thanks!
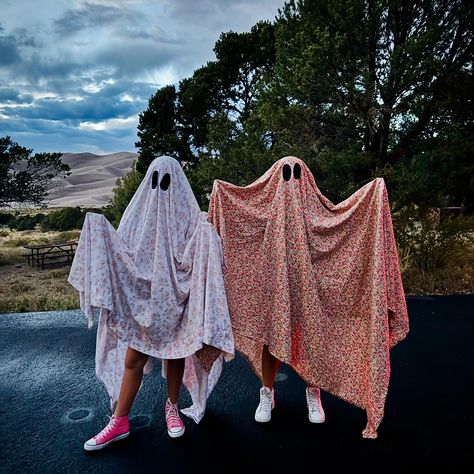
[255,386,275,423]
[306,386,325,423]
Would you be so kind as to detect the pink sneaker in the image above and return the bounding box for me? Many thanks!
[165,398,185,438]
[83,414,130,451]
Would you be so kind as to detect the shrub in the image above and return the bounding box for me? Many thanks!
[49,230,81,243]
[41,207,83,231]
[11,215,36,231]
[0,212,14,225]
[107,169,144,227]
[394,207,474,272]
[7,213,44,231]
[393,206,474,293]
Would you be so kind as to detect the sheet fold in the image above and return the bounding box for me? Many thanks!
[69,156,234,423]
[208,156,409,438]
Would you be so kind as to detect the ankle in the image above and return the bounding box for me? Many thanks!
[112,414,129,423]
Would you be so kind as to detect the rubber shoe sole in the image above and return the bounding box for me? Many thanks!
[167,425,185,438]
[308,413,325,423]
[255,412,272,423]
[83,431,130,451]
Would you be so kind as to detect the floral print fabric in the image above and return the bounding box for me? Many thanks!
[208,156,409,438]
[68,155,234,423]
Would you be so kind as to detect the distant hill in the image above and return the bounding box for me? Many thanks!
[48,152,138,208]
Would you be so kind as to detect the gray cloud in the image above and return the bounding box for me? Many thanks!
[0,116,139,154]
[53,2,139,36]
[0,33,20,65]
[2,80,155,122]
[168,0,262,16]
[11,55,90,83]
[94,40,179,77]
[165,0,280,29]
[0,0,283,153]
[12,27,40,48]
[0,87,33,103]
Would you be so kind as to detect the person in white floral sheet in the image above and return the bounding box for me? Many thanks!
[68,155,234,451]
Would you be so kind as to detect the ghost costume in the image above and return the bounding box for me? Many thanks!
[208,156,409,438]
[68,155,234,423]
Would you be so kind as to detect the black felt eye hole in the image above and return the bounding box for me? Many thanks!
[160,173,171,191]
[151,170,158,189]
[294,163,301,180]
[282,164,291,181]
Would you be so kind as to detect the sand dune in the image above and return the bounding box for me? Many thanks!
[48,152,138,208]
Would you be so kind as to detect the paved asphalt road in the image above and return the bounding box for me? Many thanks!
[1,295,473,473]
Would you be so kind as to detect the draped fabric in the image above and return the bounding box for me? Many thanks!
[207,156,409,438]
[68,155,234,423]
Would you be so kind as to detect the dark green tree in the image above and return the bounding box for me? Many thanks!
[257,0,473,200]
[135,21,276,176]
[0,136,70,207]
[41,207,83,231]
[124,0,472,219]
[106,168,144,227]
[135,85,191,174]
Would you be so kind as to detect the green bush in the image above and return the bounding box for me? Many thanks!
[0,212,14,225]
[3,207,109,233]
[41,207,83,231]
[393,207,474,293]
[9,214,43,231]
[107,169,144,227]
[6,213,45,231]
[15,217,36,231]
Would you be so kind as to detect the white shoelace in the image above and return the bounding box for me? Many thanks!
[257,389,272,413]
[94,417,116,441]
[307,390,322,413]
[166,402,182,428]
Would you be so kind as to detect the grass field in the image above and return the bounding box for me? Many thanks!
[0,228,80,312]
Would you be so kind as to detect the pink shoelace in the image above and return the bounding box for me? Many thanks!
[94,416,123,443]
[165,401,183,430]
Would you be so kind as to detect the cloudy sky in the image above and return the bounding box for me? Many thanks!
[0,0,283,154]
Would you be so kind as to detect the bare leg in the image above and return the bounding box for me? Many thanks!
[114,347,149,417]
[262,345,280,389]
[166,358,185,404]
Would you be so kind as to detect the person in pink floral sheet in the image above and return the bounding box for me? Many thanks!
[208,156,409,438]
[68,155,234,451]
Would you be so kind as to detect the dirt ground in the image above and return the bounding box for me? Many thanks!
[0,262,79,312]
[0,229,80,312]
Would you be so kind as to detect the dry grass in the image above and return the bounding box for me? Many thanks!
[394,213,474,295]
[400,242,474,295]
[0,228,80,312]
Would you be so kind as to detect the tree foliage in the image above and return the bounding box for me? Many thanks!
[41,207,83,231]
[259,0,473,201]
[0,136,70,208]
[135,21,276,184]
[118,0,472,221]
[106,167,144,227]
